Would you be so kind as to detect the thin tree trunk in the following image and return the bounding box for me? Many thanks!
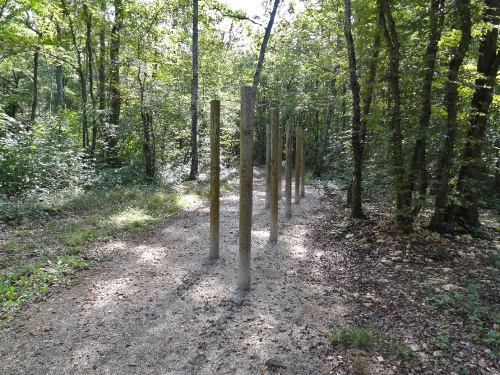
[379,0,412,230]
[98,16,106,143]
[56,26,65,109]
[361,33,380,147]
[107,0,123,166]
[314,78,336,178]
[189,0,199,180]
[61,0,89,150]
[345,0,364,218]
[85,4,98,154]
[453,0,500,227]
[430,0,472,231]
[409,0,446,216]
[251,0,280,103]
[30,48,39,124]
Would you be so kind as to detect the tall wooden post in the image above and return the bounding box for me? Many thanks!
[209,100,220,259]
[278,123,282,199]
[265,123,271,209]
[285,119,293,219]
[270,108,280,242]
[239,87,253,290]
[295,126,302,204]
[301,127,305,198]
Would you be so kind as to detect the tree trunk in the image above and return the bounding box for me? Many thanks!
[378,0,410,231]
[314,78,336,178]
[56,26,65,109]
[344,0,364,219]
[189,0,199,180]
[61,0,89,150]
[98,15,106,147]
[360,33,380,147]
[409,0,446,216]
[430,0,472,232]
[85,4,98,154]
[453,0,500,227]
[30,48,39,124]
[107,0,123,166]
[251,0,280,103]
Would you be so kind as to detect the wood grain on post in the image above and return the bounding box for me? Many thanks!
[239,87,253,290]
[300,127,305,198]
[285,119,292,219]
[209,100,220,259]
[265,123,271,209]
[278,122,282,199]
[270,108,280,242]
[295,126,302,204]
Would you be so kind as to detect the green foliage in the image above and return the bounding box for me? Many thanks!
[0,115,91,199]
[0,255,90,319]
[427,284,499,354]
[329,324,414,364]
[329,325,376,350]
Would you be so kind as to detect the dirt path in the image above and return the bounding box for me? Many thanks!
[0,174,347,375]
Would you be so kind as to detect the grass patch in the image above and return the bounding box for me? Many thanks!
[329,324,414,359]
[329,325,377,350]
[1,256,89,319]
[329,325,415,374]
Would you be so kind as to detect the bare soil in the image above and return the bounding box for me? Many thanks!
[0,173,498,374]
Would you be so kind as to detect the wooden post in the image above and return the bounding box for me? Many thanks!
[278,122,282,199]
[209,100,220,259]
[239,87,253,290]
[270,108,280,242]
[265,123,271,209]
[285,119,292,219]
[301,127,305,198]
[295,126,302,204]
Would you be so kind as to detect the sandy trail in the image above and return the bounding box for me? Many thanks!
[0,174,347,375]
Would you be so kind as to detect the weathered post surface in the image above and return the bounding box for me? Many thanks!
[300,127,305,198]
[270,108,280,242]
[209,100,220,259]
[239,87,253,290]
[285,119,292,219]
[278,123,282,199]
[265,123,271,209]
[295,126,302,204]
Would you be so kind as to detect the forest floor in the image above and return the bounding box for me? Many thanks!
[0,171,499,375]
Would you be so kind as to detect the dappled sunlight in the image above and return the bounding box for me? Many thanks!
[91,277,135,309]
[108,207,153,229]
[289,244,308,258]
[178,193,199,209]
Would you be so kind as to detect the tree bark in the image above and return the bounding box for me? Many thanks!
[378,0,410,230]
[453,0,500,227]
[409,0,446,216]
[251,0,280,103]
[56,26,65,110]
[314,78,336,178]
[98,12,106,146]
[107,0,123,166]
[189,0,199,180]
[30,48,39,124]
[345,0,363,218]
[430,0,472,231]
[61,0,89,150]
[84,4,98,154]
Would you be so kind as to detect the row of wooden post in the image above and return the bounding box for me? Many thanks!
[209,87,305,290]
